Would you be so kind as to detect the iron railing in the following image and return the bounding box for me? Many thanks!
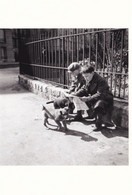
[19,28,128,100]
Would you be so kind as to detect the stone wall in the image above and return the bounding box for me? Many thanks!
[19,75,67,100]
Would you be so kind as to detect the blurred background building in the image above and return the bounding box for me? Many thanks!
[0,29,19,67]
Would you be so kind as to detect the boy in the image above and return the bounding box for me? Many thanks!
[74,65,116,129]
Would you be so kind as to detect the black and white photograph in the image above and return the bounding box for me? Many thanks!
[0,28,129,165]
[0,0,131,195]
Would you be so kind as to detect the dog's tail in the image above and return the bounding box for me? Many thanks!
[46,100,54,104]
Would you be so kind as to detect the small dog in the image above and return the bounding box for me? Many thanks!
[42,105,69,131]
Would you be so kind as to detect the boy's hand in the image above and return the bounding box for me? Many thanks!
[64,89,70,93]
[70,92,76,96]
[80,96,91,102]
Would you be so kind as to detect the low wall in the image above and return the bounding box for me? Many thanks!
[19,75,128,129]
[0,62,19,68]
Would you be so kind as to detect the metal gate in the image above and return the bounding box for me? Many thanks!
[19,28,128,100]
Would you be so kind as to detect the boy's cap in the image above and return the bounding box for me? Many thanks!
[68,62,80,73]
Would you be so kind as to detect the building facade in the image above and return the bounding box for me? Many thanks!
[0,29,18,67]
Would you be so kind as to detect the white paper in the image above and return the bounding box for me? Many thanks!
[73,96,89,111]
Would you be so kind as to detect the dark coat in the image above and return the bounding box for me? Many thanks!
[75,72,113,111]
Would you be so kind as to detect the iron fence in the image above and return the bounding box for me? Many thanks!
[19,28,128,100]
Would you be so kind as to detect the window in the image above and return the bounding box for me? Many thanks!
[1,47,7,61]
[0,29,5,42]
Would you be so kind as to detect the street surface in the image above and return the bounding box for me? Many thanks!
[0,68,128,165]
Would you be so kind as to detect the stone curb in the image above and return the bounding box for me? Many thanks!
[18,75,67,100]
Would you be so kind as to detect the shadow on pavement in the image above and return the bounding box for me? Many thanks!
[100,127,128,138]
[65,129,98,142]
[74,119,128,139]
[45,127,98,142]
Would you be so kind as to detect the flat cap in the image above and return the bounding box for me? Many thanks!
[68,62,80,73]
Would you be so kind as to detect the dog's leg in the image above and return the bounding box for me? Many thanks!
[43,112,50,129]
[46,119,51,126]
[55,120,62,130]
[44,117,48,128]
[62,120,68,131]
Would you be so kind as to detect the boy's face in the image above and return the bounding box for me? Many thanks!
[83,72,94,83]
[72,68,80,76]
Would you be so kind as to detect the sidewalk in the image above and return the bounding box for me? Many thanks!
[0,68,128,165]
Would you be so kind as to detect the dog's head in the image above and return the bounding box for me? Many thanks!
[59,107,69,119]
[53,98,69,109]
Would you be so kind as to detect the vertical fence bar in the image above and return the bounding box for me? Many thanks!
[58,30,61,83]
[36,41,38,77]
[33,31,35,76]
[61,29,65,85]
[55,30,57,67]
[113,31,117,97]
[72,31,74,62]
[30,44,33,76]
[89,33,91,62]
[32,33,34,65]
[52,30,55,81]
[114,74,117,97]
[48,31,50,67]
[36,37,38,78]
[48,30,51,80]
[30,42,32,65]
[38,39,42,78]
[65,35,67,86]
[40,36,42,65]
[120,30,124,72]
[36,31,38,77]
[54,30,57,82]
[43,36,45,67]
[42,32,44,79]
[38,32,40,80]
[103,32,106,72]
[95,33,98,71]
[123,75,126,99]
[28,44,31,65]
[110,31,114,91]
[82,29,85,63]
[62,32,64,67]
[39,32,42,78]
[77,29,79,62]
[30,34,33,75]
[56,29,58,83]
[45,31,48,79]
[67,29,70,86]
[41,40,43,79]
[51,30,54,81]
[37,33,39,78]
[43,39,45,78]
[67,29,69,67]
[105,31,109,83]
[33,31,36,76]
[50,30,52,81]
[118,30,124,97]
[37,38,40,78]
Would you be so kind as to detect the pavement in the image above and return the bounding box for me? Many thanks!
[0,67,128,165]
